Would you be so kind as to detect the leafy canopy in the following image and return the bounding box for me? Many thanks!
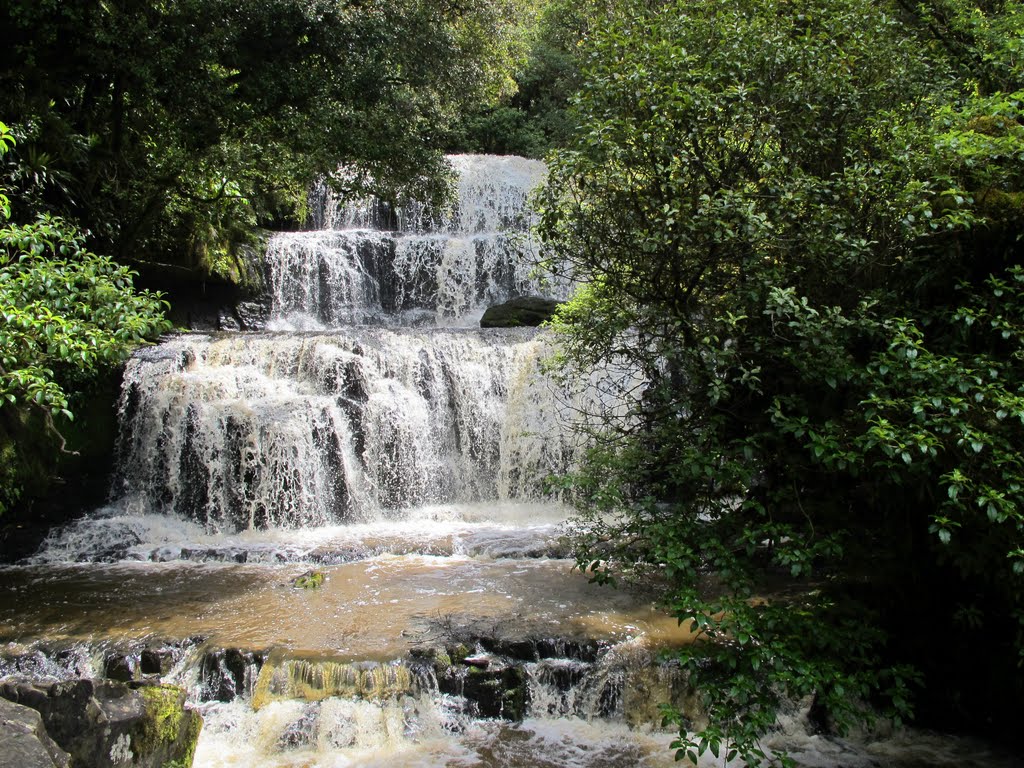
[0,0,527,267]
[538,0,1024,762]
[0,121,172,514]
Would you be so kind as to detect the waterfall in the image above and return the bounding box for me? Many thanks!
[2,154,786,768]
[268,154,569,330]
[112,329,572,531]
[96,154,580,536]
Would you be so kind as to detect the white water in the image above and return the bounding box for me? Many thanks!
[193,700,681,768]
[270,155,568,329]
[107,329,578,532]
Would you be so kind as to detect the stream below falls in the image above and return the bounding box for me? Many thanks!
[2,155,1021,768]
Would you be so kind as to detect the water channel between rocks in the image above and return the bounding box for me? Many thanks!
[2,155,1020,768]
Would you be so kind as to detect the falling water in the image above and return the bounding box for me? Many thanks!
[110,329,572,532]
[268,155,569,329]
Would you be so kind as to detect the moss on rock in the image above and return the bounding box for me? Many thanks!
[136,684,202,768]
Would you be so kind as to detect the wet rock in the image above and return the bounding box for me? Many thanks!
[472,635,605,663]
[622,658,699,729]
[292,570,325,589]
[104,654,137,683]
[446,643,473,665]
[0,697,71,768]
[0,644,91,682]
[479,296,562,328]
[409,646,452,673]
[139,649,172,677]
[131,683,203,768]
[199,648,266,702]
[233,299,271,331]
[539,637,605,662]
[0,678,201,768]
[436,662,529,721]
[276,705,317,749]
[462,654,491,669]
[478,637,537,661]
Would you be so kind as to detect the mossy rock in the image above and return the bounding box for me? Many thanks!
[479,296,562,328]
[292,570,325,589]
[0,678,202,768]
[460,665,528,720]
[447,643,472,664]
[137,684,203,768]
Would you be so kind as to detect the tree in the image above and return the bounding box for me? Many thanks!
[0,0,525,273]
[537,0,1024,762]
[449,0,605,157]
[0,122,172,516]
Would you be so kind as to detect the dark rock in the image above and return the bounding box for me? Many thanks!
[276,705,317,749]
[478,637,538,661]
[479,296,562,328]
[535,637,604,662]
[0,678,201,768]
[139,649,172,677]
[104,654,137,683]
[0,697,71,768]
[437,663,528,721]
[462,665,528,720]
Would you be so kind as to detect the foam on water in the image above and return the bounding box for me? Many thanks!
[30,502,571,564]
[192,698,680,768]
[270,155,568,329]
[110,330,587,533]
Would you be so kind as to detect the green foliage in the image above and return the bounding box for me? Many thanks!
[293,570,326,589]
[0,214,171,415]
[449,0,602,156]
[0,120,171,513]
[0,0,522,267]
[539,0,1024,760]
[0,439,21,517]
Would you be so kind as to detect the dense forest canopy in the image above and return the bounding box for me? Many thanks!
[0,0,529,268]
[537,0,1024,762]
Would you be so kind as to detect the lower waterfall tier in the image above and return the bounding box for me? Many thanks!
[113,329,578,531]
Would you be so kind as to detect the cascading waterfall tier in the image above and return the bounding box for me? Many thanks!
[97,154,584,536]
[113,329,574,531]
[269,154,570,329]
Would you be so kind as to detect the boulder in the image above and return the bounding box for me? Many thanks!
[0,678,201,768]
[0,697,71,768]
[104,654,138,683]
[479,296,561,328]
[139,649,172,677]
[439,663,528,720]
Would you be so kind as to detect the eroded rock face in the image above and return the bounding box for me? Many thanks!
[0,678,201,768]
[0,697,71,768]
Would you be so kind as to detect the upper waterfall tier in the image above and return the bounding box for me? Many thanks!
[266,155,570,329]
[311,155,548,235]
